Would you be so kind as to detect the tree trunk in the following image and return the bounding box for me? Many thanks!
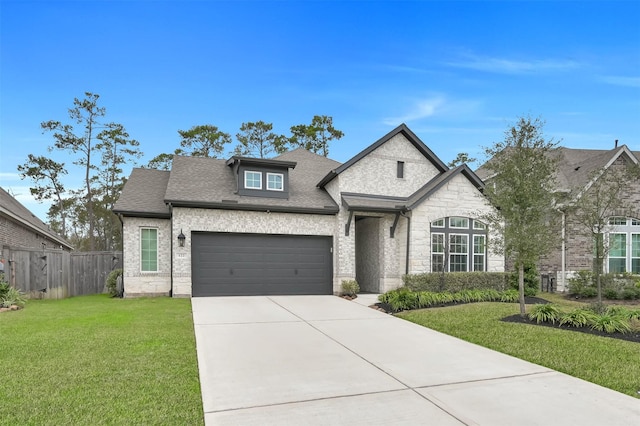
[518,262,526,316]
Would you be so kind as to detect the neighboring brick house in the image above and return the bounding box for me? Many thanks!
[0,187,73,270]
[478,144,640,291]
[113,124,504,297]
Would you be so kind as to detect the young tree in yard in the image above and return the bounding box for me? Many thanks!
[177,124,231,158]
[235,121,287,158]
[17,155,68,237]
[482,116,560,316]
[570,161,640,304]
[289,115,343,157]
[41,92,105,251]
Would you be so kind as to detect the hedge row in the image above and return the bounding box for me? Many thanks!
[402,272,511,293]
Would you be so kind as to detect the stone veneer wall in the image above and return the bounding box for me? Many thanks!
[121,216,171,297]
[171,208,336,296]
[410,173,504,273]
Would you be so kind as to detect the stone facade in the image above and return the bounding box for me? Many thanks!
[410,173,504,274]
[121,217,172,296]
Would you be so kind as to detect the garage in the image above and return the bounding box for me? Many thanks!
[191,232,333,297]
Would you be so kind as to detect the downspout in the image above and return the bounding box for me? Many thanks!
[556,208,566,292]
[401,211,411,275]
[169,203,173,297]
[117,213,125,297]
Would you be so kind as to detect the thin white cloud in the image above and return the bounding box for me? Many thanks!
[0,172,21,180]
[382,96,446,126]
[382,96,482,126]
[445,53,580,74]
[600,75,640,88]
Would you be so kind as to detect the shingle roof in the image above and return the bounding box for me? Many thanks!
[476,145,640,193]
[163,149,340,214]
[113,168,171,218]
[0,187,73,249]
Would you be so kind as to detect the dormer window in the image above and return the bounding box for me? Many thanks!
[245,171,262,189]
[267,173,283,191]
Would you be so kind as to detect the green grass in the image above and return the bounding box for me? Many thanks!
[398,297,640,398]
[0,295,204,425]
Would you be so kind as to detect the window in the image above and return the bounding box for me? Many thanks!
[609,233,626,273]
[449,235,468,272]
[449,217,469,229]
[604,217,640,273]
[473,220,487,230]
[141,228,158,272]
[430,217,487,272]
[244,171,262,189]
[431,218,445,228]
[473,235,486,272]
[266,173,283,191]
[431,233,445,272]
[397,161,405,178]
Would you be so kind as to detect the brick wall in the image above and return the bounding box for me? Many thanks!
[0,215,67,251]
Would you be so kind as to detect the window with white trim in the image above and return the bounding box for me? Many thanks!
[244,171,262,189]
[266,173,283,191]
[603,217,640,274]
[430,217,487,272]
[141,228,158,272]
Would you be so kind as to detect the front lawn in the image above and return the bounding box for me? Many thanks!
[398,295,640,398]
[0,295,203,425]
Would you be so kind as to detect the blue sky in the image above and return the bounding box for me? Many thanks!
[1,0,639,222]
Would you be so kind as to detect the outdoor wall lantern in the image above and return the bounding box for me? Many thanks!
[177,230,186,248]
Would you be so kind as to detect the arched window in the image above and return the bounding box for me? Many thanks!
[606,217,640,274]
[430,217,487,272]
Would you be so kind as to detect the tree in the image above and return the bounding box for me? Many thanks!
[95,123,143,250]
[178,125,231,158]
[448,152,477,168]
[289,115,343,157]
[569,161,640,304]
[41,92,105,250]
[235,121,287,158]
[17,155,68,236]
[482,116,560,315]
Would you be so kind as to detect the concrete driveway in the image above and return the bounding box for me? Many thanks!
[192,295,640,425]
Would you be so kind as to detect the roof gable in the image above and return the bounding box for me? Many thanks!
[0,187,73,249]
[113,168,171,218]
[317,123,448,188]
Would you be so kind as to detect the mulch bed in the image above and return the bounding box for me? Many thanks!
[371,296,640,344]
[501,314,640,344]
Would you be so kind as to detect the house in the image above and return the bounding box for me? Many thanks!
[0,187,72,252]
[113,124,504,297]
[0,187,73,275]
[477,144,640,291]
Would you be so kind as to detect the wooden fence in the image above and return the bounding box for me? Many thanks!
[1,247,122,299]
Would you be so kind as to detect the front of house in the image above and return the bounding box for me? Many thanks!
[114,124,504,297]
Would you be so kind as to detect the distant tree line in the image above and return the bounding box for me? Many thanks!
[19,92,343,251]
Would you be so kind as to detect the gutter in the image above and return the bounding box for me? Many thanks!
[169,203,174,297]
[117,213,125,297]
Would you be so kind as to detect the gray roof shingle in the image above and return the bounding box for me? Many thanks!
[113,168,171,217]
[163,149,340,214]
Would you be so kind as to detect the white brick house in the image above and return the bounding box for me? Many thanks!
[114,124,504,297]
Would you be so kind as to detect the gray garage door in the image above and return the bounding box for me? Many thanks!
[191,232,333,297]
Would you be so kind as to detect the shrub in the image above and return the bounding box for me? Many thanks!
[402,272,510,293]
[509,263,539,296]
[500,289,519,303]
[604,288,619,300]
[106,269,123,297]
[621,287,640,300]
[568,270,594,297]
[590,314,631,334]
[0,280,9,300]
[580,287,598,298]
[340,280,360,297]
[528,304,562,324]
[559,309,597,328]
[1,287,26,308]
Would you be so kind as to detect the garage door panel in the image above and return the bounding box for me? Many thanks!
[191,232,332,296]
